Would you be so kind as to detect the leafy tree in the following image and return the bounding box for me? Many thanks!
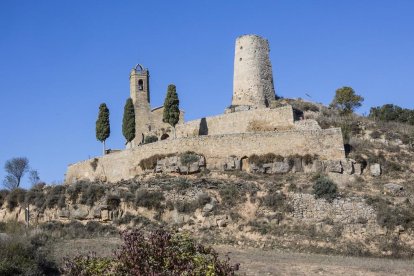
[3,157,29,190]
[369,104,414,125]
[162,84,180,137]
[96,103,110,155]
[330,86,364,115]
[122,98,136,143]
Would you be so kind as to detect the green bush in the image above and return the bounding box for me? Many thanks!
[45,185,66,209]
[90,158,99,171]
[0,228,58,275]
[63,229,239,275]
[366,197,414,230]
[197,193,211,206]
[106,194,121,210]
[114,212,135,225]
[61,253,113,276]
[175,200,199,213]
[79,184,105,206]
[369,104,414,125]
[262,191,286,211]
[138,154,174,170]
[144,135,158,144]
[39,221,117,239]
[180,151,200,166]
[219,185,245,207]
[0,189,9,207]
[26,187,45,209]
[6,188,26,211]
[249,153,284,166]
[312,176,338,201]
[135,190,165,210]
[67,181,89,204]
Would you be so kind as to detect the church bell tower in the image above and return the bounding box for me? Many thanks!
[129,64,151,145]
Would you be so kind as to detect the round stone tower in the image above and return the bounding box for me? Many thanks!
[232,34,276,108]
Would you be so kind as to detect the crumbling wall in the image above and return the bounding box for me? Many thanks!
[66,128,345,183]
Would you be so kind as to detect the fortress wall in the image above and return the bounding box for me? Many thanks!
[66,128,345,183]
[175,106,295,138]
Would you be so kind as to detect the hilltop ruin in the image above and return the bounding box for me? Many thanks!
[65,35,345,183]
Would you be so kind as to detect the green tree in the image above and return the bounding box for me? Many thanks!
[122,98,136,144]
[3,157,29,190]
[330,86,364,115]
[96,103,110,155]
[162,84,180,137]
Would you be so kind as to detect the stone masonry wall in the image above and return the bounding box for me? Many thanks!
[66,128,345,183]
[175,106,295,138]
[290,193,376,224]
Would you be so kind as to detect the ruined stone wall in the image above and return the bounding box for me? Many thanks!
[147,107,184,139]
[175,106,295,138]
[66,128,345,183]
[290,193,376,224]
[232,34,275,107]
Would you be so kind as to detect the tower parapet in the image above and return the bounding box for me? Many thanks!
[232,35,276,108]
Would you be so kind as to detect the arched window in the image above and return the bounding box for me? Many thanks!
[138,79,143,91]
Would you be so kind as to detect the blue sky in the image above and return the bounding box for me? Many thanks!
[0,1,413,187]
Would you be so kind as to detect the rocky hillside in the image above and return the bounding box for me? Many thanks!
[1,98,414,258]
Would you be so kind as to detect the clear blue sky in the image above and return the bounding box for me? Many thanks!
[1,1,413,187]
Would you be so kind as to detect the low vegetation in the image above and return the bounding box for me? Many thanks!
[63,229,239,275]
[143,135,158,144]
[312,175,338,201]
[138,153,174,170]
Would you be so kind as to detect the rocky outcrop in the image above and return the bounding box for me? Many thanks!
[384,183,404,196]
[155,154,206,174]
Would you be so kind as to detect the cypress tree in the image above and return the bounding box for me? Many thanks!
[96,103,110,155]
[163,84,180,137]
[122,98,136,143]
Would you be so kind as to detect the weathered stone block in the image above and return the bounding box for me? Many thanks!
[342,159,355,175]
[202,203,215,216]
[71,206,89,220]
[292,158,303,173]
[224,156,241,171]
[101,210,110,221]
[312,160,324,173]
[384,183,404,196]
[325,160,343,173]
[354,163,363,175]
[58,209,70,218]
[272,162,290,174]
[370,163,381,177]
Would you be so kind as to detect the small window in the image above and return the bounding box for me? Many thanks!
[239,58,242,61]
[138,79,143,91]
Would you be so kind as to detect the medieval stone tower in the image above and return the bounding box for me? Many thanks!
[232,35,276,108]
[130,64,151,145]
